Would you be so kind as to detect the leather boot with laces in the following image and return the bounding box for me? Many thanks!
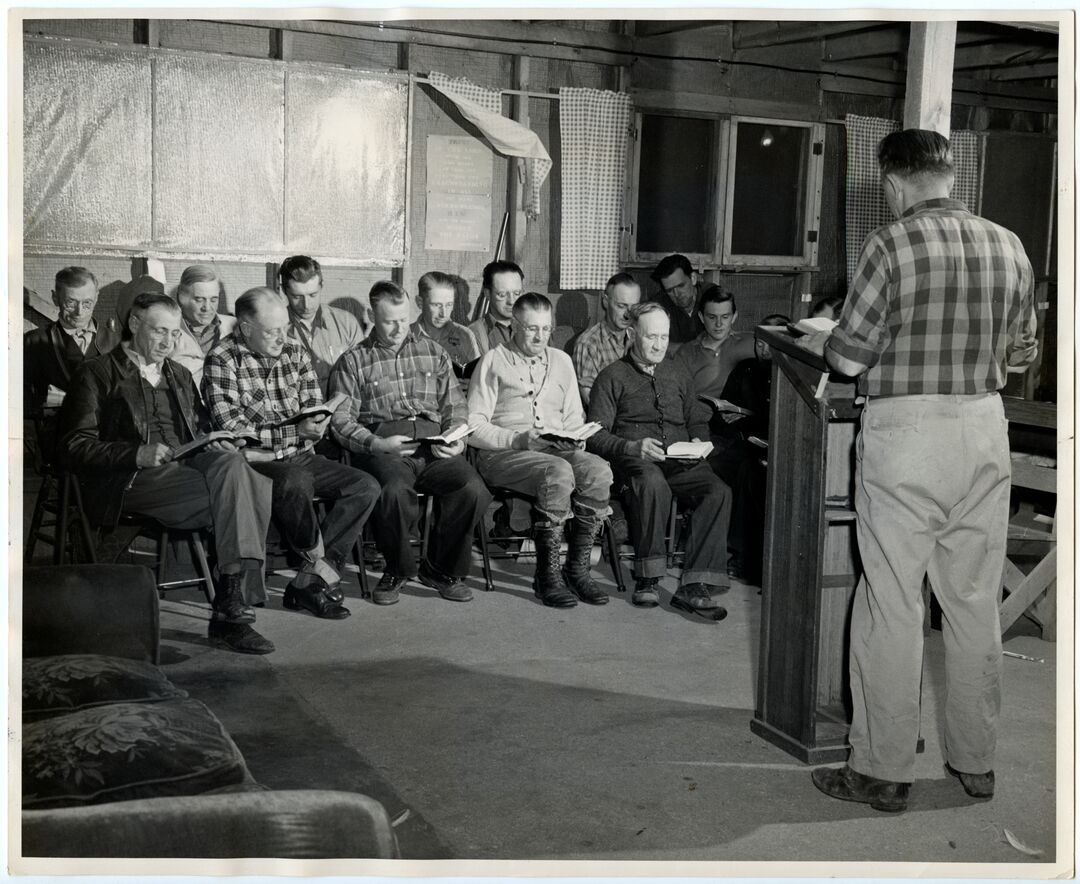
[562,511,609,605]
[212,572,256,624]
[531,520,577,608]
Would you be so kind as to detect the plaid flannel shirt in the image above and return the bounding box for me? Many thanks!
[202,333,322,459]
[828,198,1037,397]
[572,321,631,404]
[329,331,467,455]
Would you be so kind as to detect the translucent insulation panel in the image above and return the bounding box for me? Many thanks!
[153,54,285,253]
[285,69,408,263]
[24,42,152,247]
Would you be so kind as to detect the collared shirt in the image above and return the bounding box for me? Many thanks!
[62,319,97,355]
[572,321,632,404]
[672,331,757,399]
[329,331,467,455]
[287,304,366,394]
[121,344,163,388]
[468,314,513,357]
[827,198,1038,397]
[186,314,225,354]
[648,288,704,345]
[467,343,585,450]
[202,333,322,459]
[411,319,481,367]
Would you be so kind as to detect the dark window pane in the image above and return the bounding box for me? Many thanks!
[636,115,714,254]
[730,123,808,256]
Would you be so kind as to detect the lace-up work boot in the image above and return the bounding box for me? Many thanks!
[212,572,255,624]
[531,520,577,608]
[562,512,609,605]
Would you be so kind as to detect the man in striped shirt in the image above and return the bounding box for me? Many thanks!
[571,271,641,406]
[330,281,492,606]
[808,129,1037,814]
[203,287,380,621]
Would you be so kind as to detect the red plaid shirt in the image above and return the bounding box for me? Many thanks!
[202,333,322,459]
[828,198,1037,396]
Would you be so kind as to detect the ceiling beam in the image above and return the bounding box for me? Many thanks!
[985,62,1060,81]
[822,28,908,62]
[633,23,733,60]
[733,20,888,50]
[216,18,633,66]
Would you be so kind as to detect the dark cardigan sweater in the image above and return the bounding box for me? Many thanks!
[586,353,710,460]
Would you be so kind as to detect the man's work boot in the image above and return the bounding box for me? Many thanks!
[531,520,577,609]
[562,511,609,605]
[212,572,256,624]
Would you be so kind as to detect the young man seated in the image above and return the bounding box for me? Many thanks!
[587,302,732,616]
[330,281,492,606]
[411,270,480,372]
[469,260,523,357]
[202,287,380,620]
[467,292,613,608]
[58,292,275,655]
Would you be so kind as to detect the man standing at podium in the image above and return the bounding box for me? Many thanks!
[806,129,1037,813]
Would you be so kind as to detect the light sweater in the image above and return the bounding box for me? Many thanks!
[467,343,586,450]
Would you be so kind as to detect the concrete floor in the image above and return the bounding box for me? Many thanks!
[146,549,1064,871]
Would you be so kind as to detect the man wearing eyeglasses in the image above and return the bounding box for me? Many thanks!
[649,254,705,349]
[468,292,613,609]
[468,260,524,357]
[25,266,120,415]
[203,287,380,622]
[587,302,732,616]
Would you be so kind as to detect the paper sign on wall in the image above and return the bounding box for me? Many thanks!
[425,135,492,252]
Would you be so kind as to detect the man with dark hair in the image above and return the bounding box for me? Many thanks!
[571,271,642,406]
[673,284,760,581]
[468,292,613,608]
[25,266,120,414]
[277,255,368,394]
[587,302,731,615]
[203,287,380,621]
[58,291,276,655]
[412,270,480,370]
[330,281,491,606]
[649,254,704,345]
[807,129,1037,813]
[469,260,524,357]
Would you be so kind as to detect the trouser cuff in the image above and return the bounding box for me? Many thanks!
[633,556,667,579]
[683,569,729,588]
[572,496,610,519]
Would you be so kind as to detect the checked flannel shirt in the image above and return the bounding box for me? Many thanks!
[571,321,631,405]
[828,198,1037,397]
[328,331,467,455]
[202,333,322,459]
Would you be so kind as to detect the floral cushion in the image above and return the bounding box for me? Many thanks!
[23,697,249,809]
[23,655,187,720]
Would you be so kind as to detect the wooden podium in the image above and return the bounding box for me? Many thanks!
[750,328,863,763]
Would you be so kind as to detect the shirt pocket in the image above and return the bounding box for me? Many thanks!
[412,369,438,403]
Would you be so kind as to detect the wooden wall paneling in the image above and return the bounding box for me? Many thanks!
[285,30,399,70]
[22,18,135,44]
[158,19,272,59]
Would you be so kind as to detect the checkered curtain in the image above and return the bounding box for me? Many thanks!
[844,115,982,282]
[559,88,633,289]
[428,72,552,219]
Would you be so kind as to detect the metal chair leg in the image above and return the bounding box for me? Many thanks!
[604,517,627,592]
[476,511,495,592]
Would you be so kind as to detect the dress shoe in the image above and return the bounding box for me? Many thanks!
[208,620,275,655]
[372,573,408,606]
[283,582,351,619]
[417,561,473,602]
[946,763,994,798]
[811,764,909,813]
[631,577,660,607]
[673,583,721,610]
[304,557,345,604]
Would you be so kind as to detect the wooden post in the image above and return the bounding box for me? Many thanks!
[904,22,957,134]
[507,56,530,264]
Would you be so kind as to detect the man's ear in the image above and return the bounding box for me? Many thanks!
[626,327,637,345]
[690,271,699,287]
[51,289,61,308]
[127,310,141,337]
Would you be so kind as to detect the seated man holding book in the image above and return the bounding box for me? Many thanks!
[58,291,275,655]
[587,302,732,615]
[203,287,380,620]
[467,292,613,609]
[329,281,492,606]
